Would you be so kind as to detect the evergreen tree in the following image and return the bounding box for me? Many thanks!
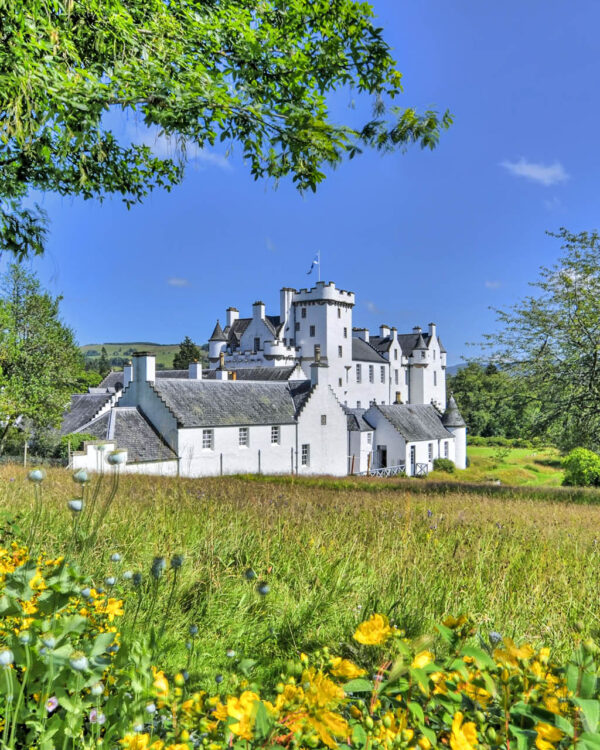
[173,336,201,370]
[97,346,110,376]
[0,265,81,453]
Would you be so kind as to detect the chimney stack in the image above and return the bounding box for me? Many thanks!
[413,326,422,334]
[123,361,133,388]
[353,327,370,343]
[216,351,229,380]
[226,307,239,328]
[188,360,203,380]
[380,324,391,338]
[252,301,266,321]
[132,352,155,383]
[428,322,437,338]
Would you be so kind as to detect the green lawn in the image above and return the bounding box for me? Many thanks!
[0,463,593,689]
[429,445,565,486]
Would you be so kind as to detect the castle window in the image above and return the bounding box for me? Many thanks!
[421,351,426,359]
[295,322,300,332]
[394,350,398,360]
[254,337,260,352]
[302,307,307,319]
[338,308,341,318]
[444,441,449,458]
[394,369,399,385]
[404,370,409,385]
[310,325,315,337]
[271,426,280,444]
[301,443,310,466]
[357,401,361,408]
[202,429,214,450]
[380,366,385,383]
[338,378,342,387]
[434,371,437,386]
[433,350,436,360]
[428,443,433,461]
[344,327,347,338]
[239,427,249,447]
[338,346,343,357]
[321,415,327,425]
[369,365,374,383]
[356,364,362,383]
[367,432,372,445]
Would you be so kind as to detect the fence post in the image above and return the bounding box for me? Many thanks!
[258,449,261,475]
[23,441,28,468]
[220,453,223,476]
[367,452,371,476]
[290,447,294,475]
[350,455,355,475]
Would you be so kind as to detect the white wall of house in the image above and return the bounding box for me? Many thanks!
[344,358,390,409]
[296,383,347,476]
[72,442,179,476]
[177,423,297,477]
[348,430,374,474]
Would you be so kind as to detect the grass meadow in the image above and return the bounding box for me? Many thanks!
[1,462,598,690]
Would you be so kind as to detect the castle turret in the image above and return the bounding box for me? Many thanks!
[442,394,467,469]
[209,320,227,366]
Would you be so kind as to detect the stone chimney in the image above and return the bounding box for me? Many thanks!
[428,322,437,339]
[215,351,228,380]
[123,361,133,388]
[391,326,398,341]
[188,360,203,380]
[252,301,266,321]
[226,307,239,328]
[413,326,422,334]
[353,327,369,343]
[132,352,155,383]
[310,355,328,387]
[380,324,391,338]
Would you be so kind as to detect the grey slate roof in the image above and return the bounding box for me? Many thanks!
[79,407,177,463]
[375,404,453,442]
[414,333,428,350]
[442,395,466,428]
[153,380,307,427]
[225,316,283,348]
[369,335,393,354]
[437,336,447,354]
[156,369,189,379]
[210,320,227,341]
[61,393,114,435]
[202,366,300,382]
[344,407,374,432]
[352,337,388,364]
[98,371,124,391]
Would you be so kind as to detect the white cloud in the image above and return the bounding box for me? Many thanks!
[500,158,568,187]
[167,277,190,287]
[485,280,501,289]
[128,124,232,170]
[366,300,384,315]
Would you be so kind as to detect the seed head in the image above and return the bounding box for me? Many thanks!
[72,469,89,484]
[28,469,45,483]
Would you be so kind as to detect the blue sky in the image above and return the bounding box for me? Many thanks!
[14,1,600,365]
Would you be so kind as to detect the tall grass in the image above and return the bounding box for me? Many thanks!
[0,465,598,686]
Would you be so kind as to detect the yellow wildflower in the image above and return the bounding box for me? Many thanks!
[353,614,394,646]
[225,690,259,740]
[494,638,534,666]
[152,669,169,701]
[411,651,434,669]
[535,723,563,750]
[29,569,46,591]
[120,734,150,750]
[330,657,366,680]
[450,711,477,750]
[443,615,468,629]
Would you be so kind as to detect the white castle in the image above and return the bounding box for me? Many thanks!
[64,281,466,478]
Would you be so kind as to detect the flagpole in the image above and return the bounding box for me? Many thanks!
[318,250,321,282]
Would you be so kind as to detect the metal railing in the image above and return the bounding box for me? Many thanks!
[357,464,406,477]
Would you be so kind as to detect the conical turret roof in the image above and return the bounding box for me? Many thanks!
[209,320,227,341]
[414,333,427,350]
[442,395,466,428]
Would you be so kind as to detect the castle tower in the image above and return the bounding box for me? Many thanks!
[208,320,227,366]
[442,394,467,469]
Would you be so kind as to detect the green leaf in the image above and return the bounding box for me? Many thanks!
[352,723,368,750]
[88,632,115,657]
[253,700,272,741]
[343,678,373,693]
[408,701,424,725]
[576,700,600,733]
[460,645,497,670]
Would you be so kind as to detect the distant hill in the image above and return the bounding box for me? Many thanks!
[81,342,208,370]
[446,363,467,376]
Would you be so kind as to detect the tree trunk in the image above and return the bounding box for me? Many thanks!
[0,417,15,456]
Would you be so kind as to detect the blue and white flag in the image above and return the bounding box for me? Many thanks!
[307,254,320,275]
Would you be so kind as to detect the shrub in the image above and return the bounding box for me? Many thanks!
[563,447,600,486]
[433,457,455,473]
